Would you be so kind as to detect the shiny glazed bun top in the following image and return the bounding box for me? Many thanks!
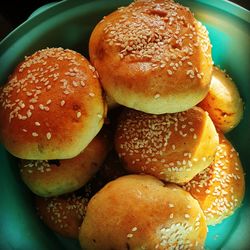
[0,48,105,160]
[89,0,212,114]
[79,175,207,250]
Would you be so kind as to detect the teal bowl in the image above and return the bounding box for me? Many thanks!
[0,1,249,249]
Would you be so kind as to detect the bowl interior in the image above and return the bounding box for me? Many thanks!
[0,0,249,249]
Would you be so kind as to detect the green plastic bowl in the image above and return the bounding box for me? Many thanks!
[0,1,249,249]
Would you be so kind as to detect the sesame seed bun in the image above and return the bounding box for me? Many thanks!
[183,132,245,225]
[36,193,88,238]
[115,107,219,184]
[20,133,111,197]
[79,175,207,250]
[198,66,244,133]
[89,0,212,114]
[0,47,106,160]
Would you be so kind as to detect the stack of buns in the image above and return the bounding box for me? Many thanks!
[0,0,245,249]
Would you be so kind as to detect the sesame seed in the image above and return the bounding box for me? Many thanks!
[60,100,65,106]
[131,227,137,232]
[35,122,41,126]
[27,110,32,117]
[72,81,78,87]
[63,90,70,95]
[39,104,44,110]
[88,65,96,72]
[46,132,52,140]
[167,69,173,75]
[127,233,133,238]
[89,92,95,97]
[32,132,38,137]
[154,93,160,99]
[77,111,82,118]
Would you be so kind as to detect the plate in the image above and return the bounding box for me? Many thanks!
[0,1,249,249]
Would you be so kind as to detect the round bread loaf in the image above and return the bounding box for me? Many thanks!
[115,107,219,184]
[198,66,243,133]
[89,0,212,114]
[0,47,106,160]
[36,193,88,238]
[183,132,245,225]
[20,133,110,197]
[79,175,207,250]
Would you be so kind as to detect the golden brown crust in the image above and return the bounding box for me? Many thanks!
[20,133,111,197]
[115,107,219,184]
[0,48,105,160]
[183,132,245,225]
[79,175,207,250]
[36,193,88,238]
[89,0,212,114]
[198,66,244,133]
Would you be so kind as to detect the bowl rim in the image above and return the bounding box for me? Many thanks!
[0,0,249,54]
[0,0,249,249]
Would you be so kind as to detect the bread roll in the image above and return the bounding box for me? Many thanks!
[183,132,245,225]
[0,47,106,160]
[115,107,219,184]
[36,193,88,238]
[35,151,125,239]
[20,133,110,197]
[89,0,212,114]
[198,66,243,133]
[79,175,207,250]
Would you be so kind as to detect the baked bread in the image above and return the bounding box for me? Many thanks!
[115,107,219,184]
[0,47,106,160]
[79,175,207,250]
[20,133,110,197]
[183,132,245,225]
[198,66,243,133]
[89,0,212,114]
[36,193,88,238]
